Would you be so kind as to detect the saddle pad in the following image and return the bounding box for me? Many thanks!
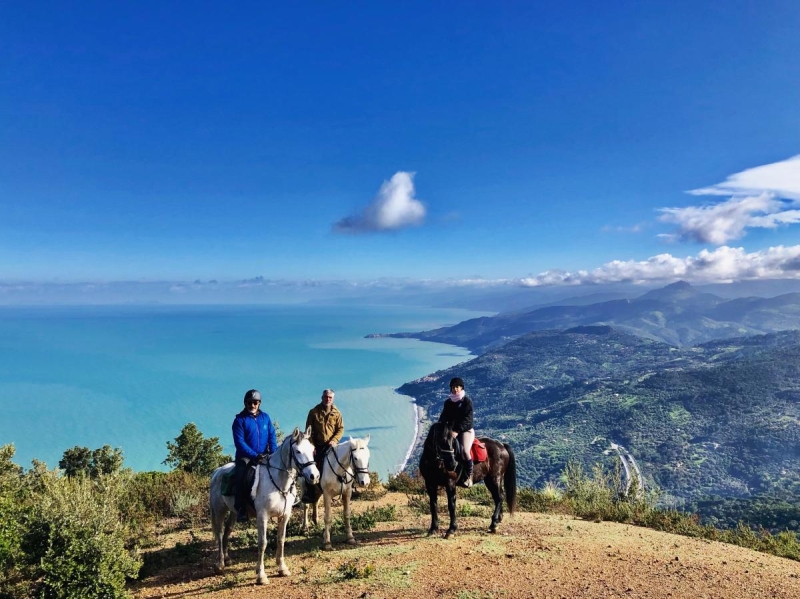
[221,470,236,496]
[471,439,488,463]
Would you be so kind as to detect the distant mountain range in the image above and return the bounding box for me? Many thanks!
[374,281,800,350]
[398,327,800,510]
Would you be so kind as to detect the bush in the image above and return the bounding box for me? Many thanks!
[336,559,374,580]
[386,471,424,494]
[352,471,386,501]
[23,472,141,599]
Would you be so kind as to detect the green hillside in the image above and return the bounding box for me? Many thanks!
[399,327,800,508]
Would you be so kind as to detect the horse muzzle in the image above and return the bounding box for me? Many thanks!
[304,465,320,485]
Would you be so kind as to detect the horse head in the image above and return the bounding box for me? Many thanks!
[291,427,320,485]
[427,422,458,475]
[350,433,371,487]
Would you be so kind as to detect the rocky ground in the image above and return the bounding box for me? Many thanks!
[131,493,800,599]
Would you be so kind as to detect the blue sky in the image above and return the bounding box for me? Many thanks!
[2,2,800,291]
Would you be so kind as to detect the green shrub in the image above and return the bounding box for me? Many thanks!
[386,471,424,494]
[336,559,374,580]
[352,472,387,501]
[24,472,141,599]
[460,484,491,505]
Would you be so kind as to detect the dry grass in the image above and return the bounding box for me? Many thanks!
[130,491,800,599]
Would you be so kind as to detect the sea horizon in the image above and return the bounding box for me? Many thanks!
[0,303,484,478]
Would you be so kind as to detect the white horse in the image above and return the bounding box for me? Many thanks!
[209,427,319,585]
[301,435,371,550]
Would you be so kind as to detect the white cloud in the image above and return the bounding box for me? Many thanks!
[517,245,800,287]
[334,171,426,234]
[689,155,800,200]
[658,193,786,244]
[659,155,800,245]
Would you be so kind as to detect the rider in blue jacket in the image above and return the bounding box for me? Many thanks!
[232,389,278,522]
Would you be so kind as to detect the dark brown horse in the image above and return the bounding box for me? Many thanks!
[419,422,517,538]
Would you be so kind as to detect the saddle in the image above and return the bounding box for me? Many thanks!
[222,462,258,507]
[454,438,488,465]
[471,439,488,463]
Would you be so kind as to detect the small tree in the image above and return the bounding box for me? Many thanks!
[163,423,230,476]
[58,447,92,478]
[59,445,124,478]
[90,445,124,478]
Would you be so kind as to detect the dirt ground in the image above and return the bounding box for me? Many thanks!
[130,493,800,599]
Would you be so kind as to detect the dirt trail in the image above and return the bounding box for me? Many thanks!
[131,493,800,599]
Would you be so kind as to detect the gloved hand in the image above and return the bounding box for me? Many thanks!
[256,453,268,463]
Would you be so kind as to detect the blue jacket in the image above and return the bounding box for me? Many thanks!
[232,410,278,460]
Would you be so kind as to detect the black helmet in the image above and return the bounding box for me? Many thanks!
[449,377,464,389]
[243,389,262,403]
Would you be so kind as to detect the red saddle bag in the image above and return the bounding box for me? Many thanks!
[471,439,488,463]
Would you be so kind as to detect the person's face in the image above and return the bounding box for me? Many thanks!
[245,397,261,415]
[450,385,463,394]
[321,392,334,408]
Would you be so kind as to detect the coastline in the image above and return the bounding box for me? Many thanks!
[398,399,425,473]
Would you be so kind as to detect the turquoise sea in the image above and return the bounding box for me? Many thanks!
[0,304,481,478]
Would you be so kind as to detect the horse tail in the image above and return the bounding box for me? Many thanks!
[503,443,517,515]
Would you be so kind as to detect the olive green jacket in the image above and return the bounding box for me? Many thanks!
[305,403,344,448]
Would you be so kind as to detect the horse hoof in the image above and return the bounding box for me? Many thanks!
[279,567,291,577]
[323,543,333,551]
[256,575,268,585]
[213,563,224,575]
[426,528,438,537]
[346,538,358,546]
[444,530,455,539]
[489,526,497,534]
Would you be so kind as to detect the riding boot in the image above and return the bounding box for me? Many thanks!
[462,459,474,488]
[233,458,250,521]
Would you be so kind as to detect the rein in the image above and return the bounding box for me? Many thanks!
[424,424,457,477]
[324,442,369,496]
[254,436,314,512]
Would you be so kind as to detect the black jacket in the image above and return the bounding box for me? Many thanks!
[438,395,474,433]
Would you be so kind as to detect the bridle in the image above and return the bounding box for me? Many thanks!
[256,435,316,511]
[325,441,370,495]
[425,423,457,477]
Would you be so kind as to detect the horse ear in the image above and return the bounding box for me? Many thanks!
[304,426,312,438]
[363,433,370,445]
[292,427,301,440]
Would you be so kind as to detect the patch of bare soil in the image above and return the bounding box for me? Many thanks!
[131,493,800,599]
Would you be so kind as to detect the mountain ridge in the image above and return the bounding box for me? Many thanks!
[372,281,800,351]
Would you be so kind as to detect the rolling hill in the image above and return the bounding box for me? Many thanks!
[398,327,800,509]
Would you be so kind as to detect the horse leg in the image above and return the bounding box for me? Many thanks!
[322,490,334,550]
[255,510,269,585]
[312,496,319,526]
[343,485,356,545]
[211,503,225,574]
[222,509,235,566]
[444,485,458,539]
[426,481,439,536]
[275,513,291,577]
[485,475,503,533]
